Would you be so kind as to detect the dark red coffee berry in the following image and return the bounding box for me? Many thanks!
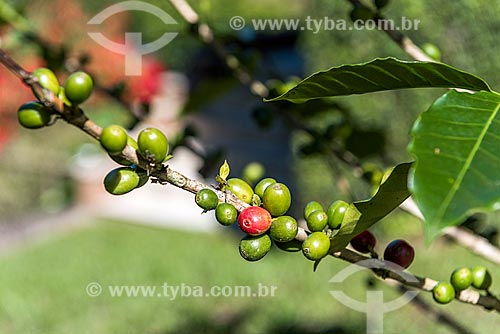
[383,239,414,269]
[350,230,376,254]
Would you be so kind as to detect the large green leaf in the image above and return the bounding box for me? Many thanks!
[266,58,491,103]
[408,90,500,240]
[329,163,412,253]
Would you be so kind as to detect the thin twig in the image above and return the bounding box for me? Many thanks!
[395,283,473,334]
[346,0,434,62]
[334,248,500,313]
[400,198,500,265]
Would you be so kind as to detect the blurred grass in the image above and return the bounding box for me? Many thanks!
[0,219,498,334]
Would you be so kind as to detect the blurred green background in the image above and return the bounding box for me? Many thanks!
[0,0,499,333]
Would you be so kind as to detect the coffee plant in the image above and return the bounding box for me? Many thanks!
[0,0,499,328]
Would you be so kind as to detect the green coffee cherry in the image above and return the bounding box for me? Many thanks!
[254,177,276,198]
[327,200,349,229]
[17,101,51,129]
[433,282,455,304]
[137,127,169,165]
[471,266,492,290]
[304,201,324,219]
[239,234,272,261]
[306,210,328,232]
[242,162,265,185]
[262,182,291,216]
[450,267,473,291]
[104,167,140,195]
[64,71,93,104]
[31,67,60,99]
[269,216,298,242]
[302,232,330,261]
[227,178,254,204]
[109,136,138,166]
[275,239,303,252]
[422,43,441,61]
[195,188,219,211]
[215,203,238,226]
[100,125,128,154]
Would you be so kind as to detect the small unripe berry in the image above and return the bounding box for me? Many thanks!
[215,203,238,226]
[270,216,298,242]
[304,201,324,220]
[350,230,376,254]
[254,177,276,198]
[64,71,93,104]
[227,178,254,204]
[17,101,51,129]
[433,282,455,304]
[100,125,128,154]
[422,43,441,61]
[302,232,330,261]
[137,127,169,165]
[327,200,348,229]
[471,266,492,290]
[238,206,272,236]
[242,162,265,185]
[262,182,291,216]
[239,234,272,261]
[450,267,473,291]
[104,167,140,195]
[306,210,328,232]
[195,188,219,211]
[383,239,414,269]
[31,67,60,100]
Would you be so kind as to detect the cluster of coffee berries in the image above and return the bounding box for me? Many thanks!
[194,167,356,263]
[102,127,170,195]
[301,200,348,261]
[350,230,415,269]
[17,67,94,129]
[194,173,296,262]
[432,265,493,304]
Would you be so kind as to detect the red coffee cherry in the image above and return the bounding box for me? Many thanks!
[383,239,415,269]
[350,230,376,254]
[238,206,272,236]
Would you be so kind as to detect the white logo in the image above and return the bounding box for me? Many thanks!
[88,1,178,75]
[329,259,419,334]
